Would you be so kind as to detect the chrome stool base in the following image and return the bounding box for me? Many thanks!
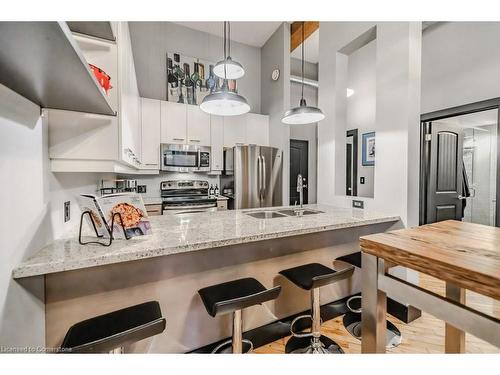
[212,339,253,354]
[285,335,344,354]
[342,311,402,349]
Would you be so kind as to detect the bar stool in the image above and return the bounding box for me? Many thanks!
[60,301,166,353]
[335,252,402,348]
[279,263,355,354]
[198,277,281,353]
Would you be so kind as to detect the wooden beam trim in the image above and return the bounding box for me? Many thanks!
[290,21,319,52]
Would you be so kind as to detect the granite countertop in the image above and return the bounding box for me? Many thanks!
[12,205,400,279]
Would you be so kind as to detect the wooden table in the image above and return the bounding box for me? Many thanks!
[359,220,500,353]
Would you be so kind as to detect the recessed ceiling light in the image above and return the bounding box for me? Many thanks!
[347,88,355,98]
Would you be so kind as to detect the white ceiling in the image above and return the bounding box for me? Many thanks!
[173,22,282,48]
[290,28,319,64]
[435,109,498,130]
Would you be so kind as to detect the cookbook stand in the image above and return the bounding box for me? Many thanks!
[78,211,130,247]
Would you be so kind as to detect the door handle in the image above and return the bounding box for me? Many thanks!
[457,195,467,200]
[261,156,266,199]
[197,149,201,168]
[257,156,262,199]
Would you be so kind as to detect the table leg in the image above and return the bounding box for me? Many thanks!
[361,252,387,353]
[445,282,466,353]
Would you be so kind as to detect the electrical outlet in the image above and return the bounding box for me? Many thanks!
[137,185,147,194]
[360,177,365,184]
[64,201,71,222]
[352,200,364,209]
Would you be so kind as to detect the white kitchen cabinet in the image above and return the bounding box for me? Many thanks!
[246,113,269,146]
[117,21,141,168]
[161,101,187,144]
[48,110,118,161]
[186,105,211,146]
[141,98,161,169]
[210,115,224,172]
[223,115,247,147]
[47,22,152,174]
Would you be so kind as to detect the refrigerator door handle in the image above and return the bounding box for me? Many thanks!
[261,156,267,199]
[257,155,262,200]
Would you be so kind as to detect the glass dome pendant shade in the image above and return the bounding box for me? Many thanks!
[213,22,245,80]
[200,80,250,116]
[282,22,325,125]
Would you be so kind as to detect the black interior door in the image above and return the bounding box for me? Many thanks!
[290,139,308,205]
[346,143,353,196]
[346,129,358,196]
[426,122,464,223]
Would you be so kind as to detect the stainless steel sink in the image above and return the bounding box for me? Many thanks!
[277,209,324,216]
[246,211,287,219]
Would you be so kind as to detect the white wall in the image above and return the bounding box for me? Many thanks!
[261,23,291,205]
[318,22,422,228]
[422,22,500,113]
[129,22,262,113]
[0,84,109,349]
[318,22,422,286]
[290,58,318,81]
[346,39,376,198]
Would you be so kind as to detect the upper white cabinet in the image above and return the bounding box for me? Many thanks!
[223,115,247,148]
[160,102,211,146]
[161,101,187,144]
[48,110,118,161]
[210,116,224,172]
[186,105,211,146]
[246,113,269,146]
[47,22,152,174]
[141,98,161,169]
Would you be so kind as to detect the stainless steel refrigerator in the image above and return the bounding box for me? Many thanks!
[230,145,283,209]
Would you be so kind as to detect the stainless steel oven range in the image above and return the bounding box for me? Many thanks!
[161,180,217,215]
[160,144,210,172]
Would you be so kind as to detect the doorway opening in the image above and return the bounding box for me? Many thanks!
[346,129,359,196]
[290,139,309,206]
[420,98,500,227]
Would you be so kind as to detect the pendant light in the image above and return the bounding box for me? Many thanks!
[213,22,245,80]
[200,79,250,116]
[200,22,250,116]
[282,22,325,125]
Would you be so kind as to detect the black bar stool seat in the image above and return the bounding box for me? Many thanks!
[279,262,351,290]
[198,277,281,353]
[198,277,280,317]
[335,251,402,348]
[279,263,354,354]
[336,252,361,268]
[61,301,166,353]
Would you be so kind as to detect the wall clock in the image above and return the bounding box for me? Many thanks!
[271,68,280,81]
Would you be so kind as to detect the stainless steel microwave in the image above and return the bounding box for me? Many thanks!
[160,144,211,172]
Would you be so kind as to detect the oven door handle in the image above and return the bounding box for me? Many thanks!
[162,203,216,210]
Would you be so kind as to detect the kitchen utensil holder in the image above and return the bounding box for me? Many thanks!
[78,211,130,247]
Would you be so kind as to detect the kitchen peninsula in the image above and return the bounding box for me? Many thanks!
[13,205,400,353]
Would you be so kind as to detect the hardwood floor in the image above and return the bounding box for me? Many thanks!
[253,273,500,354]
